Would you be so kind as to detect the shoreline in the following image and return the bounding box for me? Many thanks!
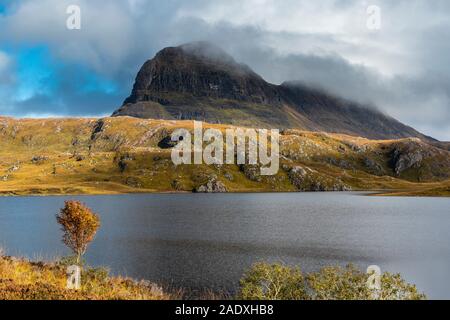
[1,188,449,198]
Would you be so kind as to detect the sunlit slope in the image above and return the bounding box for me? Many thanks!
[0,116,449,196]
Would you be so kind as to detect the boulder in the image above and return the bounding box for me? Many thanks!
[195,178,227,193]
[31,155,48,164]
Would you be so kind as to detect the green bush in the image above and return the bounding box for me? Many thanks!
[57,255,86,268]
[83,266,110,284]
[378,272,425,300]
[306,265,370,300]
[238,263,426,300]
[238,262,308,300]
[57,255,110,288]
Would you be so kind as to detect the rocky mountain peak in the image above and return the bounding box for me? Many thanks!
[113,42,436,143]
[121,41,277,107]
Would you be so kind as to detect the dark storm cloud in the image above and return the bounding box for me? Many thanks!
[11,92,121,117]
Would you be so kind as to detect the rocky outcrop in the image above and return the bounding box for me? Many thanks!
[195,178,227,193]
[287,165,351,192]
[7,163,20,172]
[390,140,429,175]
[325,157,354,170]
[392,149,423,175]
[125,176,142,188]
[224,172,234,181]
[31,155,48,164]
[387,139,450,181]
[239,164,262,182]
[116,153,134,173]
[171,179,183,191]
[158,135,178,149]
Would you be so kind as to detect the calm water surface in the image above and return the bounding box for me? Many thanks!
[0,192,449,298]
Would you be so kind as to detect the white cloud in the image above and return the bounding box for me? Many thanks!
[0,50,15,85]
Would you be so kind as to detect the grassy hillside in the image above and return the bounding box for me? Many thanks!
[0,116,449,196]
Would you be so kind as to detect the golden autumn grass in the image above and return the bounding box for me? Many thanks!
[0,116,449,196]
[372,181,450,197]
[0,254,172,300]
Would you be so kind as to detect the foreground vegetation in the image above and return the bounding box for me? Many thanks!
[0,254,170,300]
[0,116,449,196]
[0,255,425,300]
[239,263,426,300]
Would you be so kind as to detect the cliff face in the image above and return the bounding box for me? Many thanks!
[123,42,281,106]
[113,42,434,142]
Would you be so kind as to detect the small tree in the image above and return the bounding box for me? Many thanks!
[56,201,100,265]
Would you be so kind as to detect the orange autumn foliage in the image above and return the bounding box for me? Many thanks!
[56,201,100,264]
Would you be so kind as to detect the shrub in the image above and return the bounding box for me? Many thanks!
[239,263,426,300]
[379,272,426,300]
[238,262,308,300]
[83,266,110,284]
[57,256,109,287]
[306,265,370,300]
[57,255,86,268]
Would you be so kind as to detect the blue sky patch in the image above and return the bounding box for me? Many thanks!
[16,45,56,101]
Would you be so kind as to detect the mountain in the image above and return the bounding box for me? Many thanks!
[112,42,435,142]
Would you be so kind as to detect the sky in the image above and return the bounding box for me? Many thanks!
[0,0,450,140]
